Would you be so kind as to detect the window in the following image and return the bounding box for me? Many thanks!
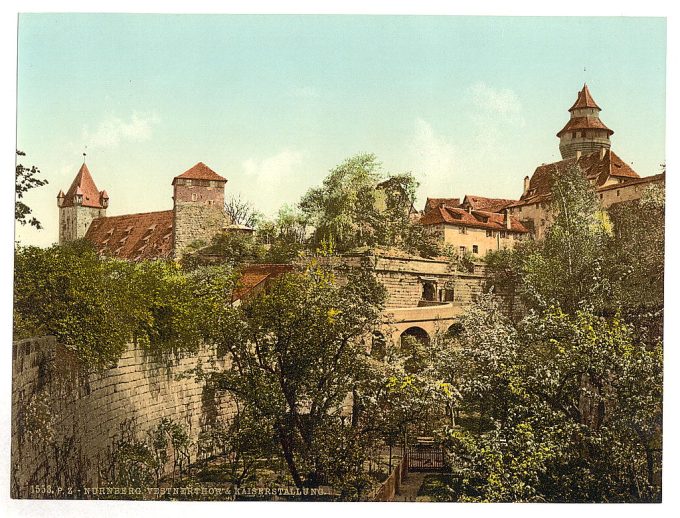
[472,245,479,254]
[422,282,436,301]
[616,190,621,197]
[572,132,576,138]
[500,231,507,239]
[459,246,466,254]
[443,289,454,302]
[191,193,198,201]
[599,194,603,199]
[458,227,467,234]
[486,229,493,238]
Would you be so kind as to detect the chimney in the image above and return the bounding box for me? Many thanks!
[576,150,582,160]
[599,147,607,160]
[504,209,512,230]
[467,205,472,214]
[523,176,530,196]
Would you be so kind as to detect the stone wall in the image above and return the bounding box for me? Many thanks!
[324,253,486,309]
[172,203,229,257]
[11,336,231,498]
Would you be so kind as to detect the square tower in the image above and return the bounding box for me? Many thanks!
[172,162,229,257]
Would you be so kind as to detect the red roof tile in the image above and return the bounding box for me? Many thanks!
[232,264,295,302]
[557,116,613,137]
[596,173,664,193]
[424,197,461,212]
[462,195,516,213]
[85,210,174,261]
[172,162,227,184]
[511,149,640,207]
[420,206,529,233]
[60,163,107,208]
[569,84,601,111]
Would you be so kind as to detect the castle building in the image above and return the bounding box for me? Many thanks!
[422,84,664,242]
[57,162,230,260]
[506,84,664,239]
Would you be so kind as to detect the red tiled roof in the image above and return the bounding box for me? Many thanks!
[420,206,529,233]
[557,116,613,137]
[232,264,295,302]
[85,210,174,261]
[60,163,107,208]
[424,197,461,212]
[172,162,227,184]
[596,173,664,193]
[569,84,601,111]
[511,149,640,207]
[462,195,515,213]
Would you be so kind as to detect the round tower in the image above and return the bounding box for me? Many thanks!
[557,84,613,159]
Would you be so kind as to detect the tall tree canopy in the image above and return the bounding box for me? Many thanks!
[15,150,48,229]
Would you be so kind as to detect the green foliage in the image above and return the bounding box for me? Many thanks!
[14,241,231,366]
[15,150,48,229]
[13,241,136,366]
[300,153,439,257]
[181,231,267,270]
[256,205,310,263]
[445,295,662,502]
[207,258,386,492]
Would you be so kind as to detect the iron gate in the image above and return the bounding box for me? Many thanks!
[406,444,448,472]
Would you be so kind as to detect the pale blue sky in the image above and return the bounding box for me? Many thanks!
[16,14,666,247]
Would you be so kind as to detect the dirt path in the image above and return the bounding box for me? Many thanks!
[394,472,426,502]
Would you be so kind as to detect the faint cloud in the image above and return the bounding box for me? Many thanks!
[241,150,305,214]
[469,81,524,123]
[409,118,460,200]
[83,112,160,149]
[289,86,320,100]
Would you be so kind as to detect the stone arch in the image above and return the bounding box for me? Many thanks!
[446,322,464,338]
[400,326,430,348]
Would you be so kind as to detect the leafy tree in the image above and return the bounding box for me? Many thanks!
[300,153,439,257]
[181,231,267,270]
[224,194,262,228]
[257,205,310,263]
[14,241,222,366]
[15,150,48,229]
[203,258,386,493]
[446,297,662,502]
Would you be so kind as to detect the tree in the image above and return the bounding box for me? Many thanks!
[299,154,438,257]
[224,194,262,228]
[256,205,310,263]
[15,150,48,229]
[181,231,267,270]
[445,297,662,502]
[203,258,386,493]
[13,241,222,366]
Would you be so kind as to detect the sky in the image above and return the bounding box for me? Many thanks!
[15,14,666,247]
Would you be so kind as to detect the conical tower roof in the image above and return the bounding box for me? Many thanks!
[569,83,602,111]
[61,163,106,208]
